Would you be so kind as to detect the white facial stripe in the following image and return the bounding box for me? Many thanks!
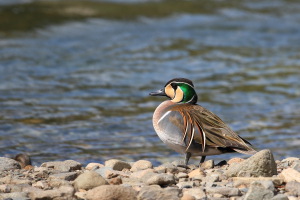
[172,81,194,88]
[158,111,171,124]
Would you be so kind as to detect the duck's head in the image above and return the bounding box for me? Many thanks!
[150,78,198,104]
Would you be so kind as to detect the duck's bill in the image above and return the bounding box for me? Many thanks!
[149,89,166,96]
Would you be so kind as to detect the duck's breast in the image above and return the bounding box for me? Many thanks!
[153,101,187,154]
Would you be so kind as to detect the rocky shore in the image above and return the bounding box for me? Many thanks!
[0,149,299,200]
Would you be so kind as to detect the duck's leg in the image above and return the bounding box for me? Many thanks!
[200,156,206,164]
[185,152,191,165]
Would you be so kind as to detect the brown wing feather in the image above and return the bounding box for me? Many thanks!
[171,104,256,154]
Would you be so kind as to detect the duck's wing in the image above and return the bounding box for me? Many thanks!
[171,104,257,154]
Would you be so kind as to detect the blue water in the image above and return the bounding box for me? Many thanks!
[0,0,299,165]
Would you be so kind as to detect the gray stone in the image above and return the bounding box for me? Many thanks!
[145,173,175,186]
[285,181,300,196]
[176,181,194,189]
[48,179,71,188]
[121,177,144,187]
[95,167,129,179]
[271,194,289,200]
[203,173,220,183]
[74,171,108,190]
[130,160,153,172]
[85,185,137,200]
[161,162,178,173]
[179,177,189,182]
[0,192,29,200]
[226,149,277,177]
[244,181,274,200]
[176,172,189,179]
[181,194,196,200]
[281,157,299,166]
[279,168,300,182]
[201,160,214,169]
[232,177,283,187]
[95,166,113,177]
[85,163,104,170]
[0,184,11,193]
[25,185,74,200]
[49,172,78,181]
[183,188,206,200]
[41,160,82,172]
[154,165,166,173]
[32,181,49,189]
[105,159,131,171]
[291,162,300,172]
[0,157,21,171]
[140,171,158,181]
[172,160,186,167]
[259,180,275,191]
[75,191,87,200]
[177,166,188,173]
[205,187,241,197]
[9,183,32,193]
[131,169,155,179]
[138,185,180,200]
[165,187,181,197]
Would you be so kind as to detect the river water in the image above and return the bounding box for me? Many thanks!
[0,0,299,165]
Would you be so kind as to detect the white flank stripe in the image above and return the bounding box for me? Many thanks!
[158,111,171,124]
[200,126,206,152]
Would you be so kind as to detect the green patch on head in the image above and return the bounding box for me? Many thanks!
[178,83,197,103]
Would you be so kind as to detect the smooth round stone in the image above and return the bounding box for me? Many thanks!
[105,159,131,171]
[130,160,153,172]
[73,171,108,190]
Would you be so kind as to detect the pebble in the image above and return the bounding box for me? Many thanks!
[183,188,206,199]
[181,193,196,200]
[0,157,21,171]
[154,165,166,173]
[271,194,289,200]
[105,159,131,171]
[281,157,299,166]
[49,171,78,181]
[131,169,154,179]
[145,173,175,186]
[130,160,153,172]
[0,151,298,200]
[285,181,300,196]
[138,185,180,200]
[188,168,205,178]
[41,160,82,172]
[201,160,214,169]
[244,181,274,200]
[227,157,245,165]
[291,162,300,172]
[73,171,108,190]
[232,177,283,187]
[206,187,241,197]
[86,185,137,200]
[176,172,189,179]
[85,162,104,170]
[0,192,28,200]
[95,167,129,179]
[161,162,179,173]
[279,168,300,182]
[177,181,195,189]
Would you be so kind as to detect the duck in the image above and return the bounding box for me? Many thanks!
[149,78,257,165]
